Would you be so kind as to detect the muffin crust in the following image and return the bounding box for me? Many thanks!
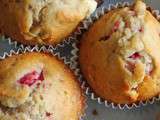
[0,0,97,45]
[79,1,160,104]
[0,52,85,120]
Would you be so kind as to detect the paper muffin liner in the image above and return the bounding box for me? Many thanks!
[70,2,160,109]
[0,46,87,120]
[0,34,75,51]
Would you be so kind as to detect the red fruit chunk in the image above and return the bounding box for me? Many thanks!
[38,71,44,81]
[125,21,129,28]
[129,52,141,59]
[46,112,52,117]
[139,27,144,32]
[114,21,120,29]
[18,70,44,86]
[149,69,153,75]
[112,20,120,32]
[125,61,135,73]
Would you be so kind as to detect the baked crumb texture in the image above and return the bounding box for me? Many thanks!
[79,0,160,104]
[0,52,85,120]
[0,0,97,45]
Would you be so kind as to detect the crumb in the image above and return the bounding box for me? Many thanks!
[92,109,98,116]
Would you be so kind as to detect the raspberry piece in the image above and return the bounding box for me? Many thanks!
[125,62,135,73]
[129,52,141,59]
[46,112,52,117]
[139,27,144,32]
[126,52,141,73]
[125,21,129,28]
[112,20,120,32]
[149,69,153,75]
[38,71,44,81]
[18,70,44,86]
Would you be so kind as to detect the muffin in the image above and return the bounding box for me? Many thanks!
[79,0,160,104]
[0,52,85,120]
[0,0,97,45]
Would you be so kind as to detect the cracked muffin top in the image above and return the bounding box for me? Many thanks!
[0,52,85,120]
[79,0,160,104]
[0,0,97,45]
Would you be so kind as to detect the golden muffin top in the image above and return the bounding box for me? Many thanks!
[0,0,97,45]
[0,52,84,120]
[79,0,160,104]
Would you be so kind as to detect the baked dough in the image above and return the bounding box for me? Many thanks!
[79,0,160,104]
[0,0,97,45]
[0,52,85,120]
